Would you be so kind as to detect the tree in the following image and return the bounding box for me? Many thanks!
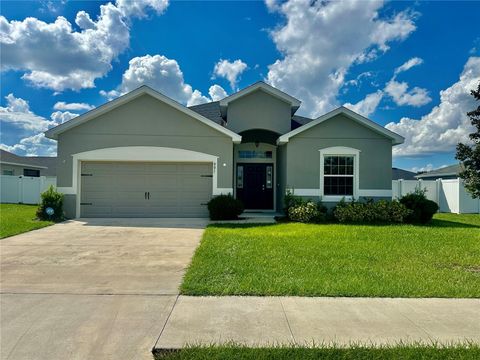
[456,82,480,198]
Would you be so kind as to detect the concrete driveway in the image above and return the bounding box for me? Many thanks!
[0,218,207,360]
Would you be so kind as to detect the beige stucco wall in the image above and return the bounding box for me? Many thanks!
[56,94,234,217]
[285,114,392,192]
[226,89,292,135]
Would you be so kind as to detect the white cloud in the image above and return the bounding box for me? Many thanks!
[101,54,228,106]
[209,84,228,101]
[410,163,434,173]
[115,0,168,18]
[53,101,94,111]
[0,93,56,131]
[50,111,79,124]
[343,90,384,117]
[394,57,423,75]
[212,59,248,90]
[385,79,431,107]
[386,56,480,157]
[383,57,431,107]
[0,94,61,156]
[0,1,169,92]
[0,133,57,157]
[265,0,417,117]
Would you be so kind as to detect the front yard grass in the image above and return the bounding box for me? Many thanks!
[181,214,480,298]
[0,203,53,238]
[154,344,480,360]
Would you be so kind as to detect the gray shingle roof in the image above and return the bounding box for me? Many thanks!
[415,164,464,179]
[392,167,417,180]
[188,101,225,126]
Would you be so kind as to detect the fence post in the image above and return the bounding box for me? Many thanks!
[398,179,403,198]
[18,176,23,204]
[436,179,441,211]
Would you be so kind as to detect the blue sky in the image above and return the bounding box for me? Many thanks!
[1,0,479,173]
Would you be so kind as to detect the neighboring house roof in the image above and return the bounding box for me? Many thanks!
[392,167,417,180]
[45,86,242,143]
[277,106,405,145]
[219,81,301,117]
[415,164,464,179]
[0,149,57,175]
[0,149,47,169]
[188,101,225,126]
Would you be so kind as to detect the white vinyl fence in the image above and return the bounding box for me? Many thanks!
[392,179,480,214]
[0,175,56,205]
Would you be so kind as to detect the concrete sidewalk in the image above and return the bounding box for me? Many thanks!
[155,296,480,349]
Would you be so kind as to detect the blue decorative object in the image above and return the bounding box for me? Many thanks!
[45,207,54,216]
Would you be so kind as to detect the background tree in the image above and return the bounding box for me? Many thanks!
[456,82,480,198]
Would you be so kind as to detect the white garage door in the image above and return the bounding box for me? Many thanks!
[80,162,212,217]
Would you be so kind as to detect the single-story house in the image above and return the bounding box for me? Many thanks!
[0,149,57,177]
[392,167,417,180]
[45,82,404,218]
[415,164,464,180]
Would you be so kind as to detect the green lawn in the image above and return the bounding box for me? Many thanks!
[181,214,480,298]
[154,344,480,360]
[0,203,53,238]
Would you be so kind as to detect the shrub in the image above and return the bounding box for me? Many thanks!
[288,201,327,223]
[36,185,64,221]
[284,189,304,215]
[400,188,439,224]
[333,198,411,224]
[207,194,244,220]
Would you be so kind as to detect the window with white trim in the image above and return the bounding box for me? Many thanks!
[323,156,354,196]
[319,147,360,200]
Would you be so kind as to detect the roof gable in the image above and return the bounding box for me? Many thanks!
[219,82,301,117]
[277,106,404,145]
[45,86,241,143]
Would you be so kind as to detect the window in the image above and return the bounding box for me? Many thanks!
[3,170,14,176]
[23,169,40,177]
[237,165,244,188]
[320,147,360,199]
[238,150,272,159]
[323,156,354,196]
[266,165,273,189]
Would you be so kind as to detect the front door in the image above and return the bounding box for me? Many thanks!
[236,163,274,210]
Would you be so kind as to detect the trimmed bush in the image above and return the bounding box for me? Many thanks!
[36,185,64,221]
[207,194,244,220]
[288,201,327,223]
[400,188,439,224]
[333,199,411,224]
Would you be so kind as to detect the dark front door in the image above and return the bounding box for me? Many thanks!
[236,163,274,210]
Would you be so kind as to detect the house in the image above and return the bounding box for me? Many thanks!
[392,167,417,180]
[45,82,404,218]
[415,164,464,180]
[0,149,57,177]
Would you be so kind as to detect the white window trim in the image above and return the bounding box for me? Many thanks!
[56,146,231,218]
[319,146,360,202]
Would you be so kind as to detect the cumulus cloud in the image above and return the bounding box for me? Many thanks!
[385,79,431,107]
[383,57,431,107]
[0,1,169,91]
[101,54,228,106]
[343,90,384,117]
[265,0,417,117]
[209,84,228,101]
[50,111,79,124]
[53,101,94,111]
[115,0,168,18]
[1,133,57,157]
[0,94,63,156]
[386,57,480,157]
[0,94,56,131]
[212,59,248,90]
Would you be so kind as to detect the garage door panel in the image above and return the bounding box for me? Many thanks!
[80,161,213,218]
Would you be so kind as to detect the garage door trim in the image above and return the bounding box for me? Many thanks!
[57,146,232,218]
